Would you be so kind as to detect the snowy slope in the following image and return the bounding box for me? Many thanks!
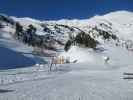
[0,10,133,71]
[0,29,47,70]
[0,11,133,100]
[49,11,133,41]
[1,10,133,50]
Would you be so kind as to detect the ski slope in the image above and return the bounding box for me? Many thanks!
[0,63,133,100]
[0,33,133,100]
[0,11,133,100]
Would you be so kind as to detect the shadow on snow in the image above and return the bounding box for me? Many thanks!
[0,46,36,70]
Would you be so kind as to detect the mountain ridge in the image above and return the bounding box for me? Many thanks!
[0,10,133,54]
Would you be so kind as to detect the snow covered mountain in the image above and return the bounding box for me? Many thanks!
[1,11,133,100]
[0,10,133,63]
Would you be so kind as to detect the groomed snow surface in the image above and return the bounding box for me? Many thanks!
[1,62,133,100]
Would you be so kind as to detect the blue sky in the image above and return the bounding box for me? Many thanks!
[0,0,133,20]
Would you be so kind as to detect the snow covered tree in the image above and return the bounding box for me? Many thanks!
[25,24,37,46]
[74,32,98,48]
[15,22,23,40]
[64,40,72,51]
[65,32,99,51]
[0,14,14,25]
[0,22,4,28]
[27,24,36,33]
